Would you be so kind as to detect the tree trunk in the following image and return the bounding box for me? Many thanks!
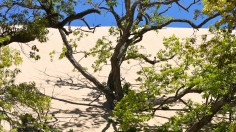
[107,39,130,101]
[107,61,124,101]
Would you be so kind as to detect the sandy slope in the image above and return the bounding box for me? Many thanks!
[4,27,209,131]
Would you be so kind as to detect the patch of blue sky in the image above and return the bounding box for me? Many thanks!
[72,0,219,28]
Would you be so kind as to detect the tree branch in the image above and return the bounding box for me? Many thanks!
[80,18,101,33]
[59,28,104,92]
[125,52,175,65]
[186,86,236,132]
[175,0,201,12]
[103,0,124,31]
[132,13,220,42]
[58,9,100,27]
[58,28,115,108]
[152,86,201,114]
[159,4,172,16]
[186,99,225,132]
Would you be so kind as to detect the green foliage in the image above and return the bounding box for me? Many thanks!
[113,28,236,131]
[108,27,120,37]
[203,0,236,30]
[106,0,118,7]
[1,0,83,45]
[0,46,52,131]
[25,18,49,43]
[56,0,77,16]
[125,45,150,62]
[85,36,114,72]
[29,45,41,61]
[0,36,11,45]
[59,46,67,60]
[113,90,152,131]
[1,83,51,131]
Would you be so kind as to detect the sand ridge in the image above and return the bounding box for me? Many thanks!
[5,27,209,131]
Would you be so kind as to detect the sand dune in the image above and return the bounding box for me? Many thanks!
[5,27,210,131]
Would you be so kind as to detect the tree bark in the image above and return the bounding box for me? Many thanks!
[107,37,130,101]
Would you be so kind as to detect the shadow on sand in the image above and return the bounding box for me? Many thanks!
[39,73,117,131]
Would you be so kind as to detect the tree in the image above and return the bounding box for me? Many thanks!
[1,0,236,131]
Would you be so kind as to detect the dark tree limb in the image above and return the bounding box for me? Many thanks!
[125,52,175,65]
[144,13,220,32]
[102,0,123,30]
[186,99,225,132]
[58,9,100,27]
[129,13,220,45]
[58,28,115,109]
[175,0,201,12]
[152,86,201,115]
[186,86,236,132]
[58,28,106,92]
[0,7,101,46]
[80,18,101,33]
[158,4,172,16]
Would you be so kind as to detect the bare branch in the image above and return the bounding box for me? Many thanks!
[58,9,100,27]
[59,29,103,91]
[80,18,101,33]
[135,13,220,40]
[61,18,101,35]
[125,52,175,65]
[159,4,172,16]
[175,0,201,12]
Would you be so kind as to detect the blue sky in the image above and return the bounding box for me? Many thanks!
[73,1,219,28]
[0,0,219,28]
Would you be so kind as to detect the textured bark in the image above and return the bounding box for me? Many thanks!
[108,41,127,101]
